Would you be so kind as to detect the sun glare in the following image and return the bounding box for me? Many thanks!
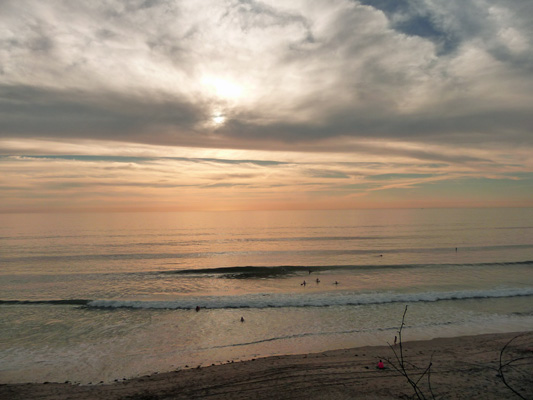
[202,77,243,100]
[212,114,226,124]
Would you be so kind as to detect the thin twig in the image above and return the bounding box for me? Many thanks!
[384,305,436,400]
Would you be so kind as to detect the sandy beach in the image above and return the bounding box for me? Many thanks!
[2,331,532,400]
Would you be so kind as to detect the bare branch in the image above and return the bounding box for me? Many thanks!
[498,334,528,400]
[384,305,435,400]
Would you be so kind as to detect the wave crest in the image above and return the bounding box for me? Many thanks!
[86,287,533,310]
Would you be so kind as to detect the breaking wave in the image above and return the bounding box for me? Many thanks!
[84,287,533,310]
[5,287,531,310]
[163,260,533,278]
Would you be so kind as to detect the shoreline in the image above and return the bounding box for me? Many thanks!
[2,331,532,399]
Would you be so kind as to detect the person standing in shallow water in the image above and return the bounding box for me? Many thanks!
[240,317,245,322]
[377,360,384,369]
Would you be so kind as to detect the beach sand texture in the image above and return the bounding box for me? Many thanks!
[2,331,532,400]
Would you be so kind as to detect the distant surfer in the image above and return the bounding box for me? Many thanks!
[240,317,245,323]
[301,280,307,286]
[316,278,320,284]
[195,306,200,312]
[455,247,458,252]
[334,281,338,285]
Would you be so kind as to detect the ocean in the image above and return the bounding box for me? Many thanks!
[1,208,532,384]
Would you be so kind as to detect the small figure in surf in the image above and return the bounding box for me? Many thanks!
[240,317,245,323]
[394,335,397,345]
[195,306,200,312]
[334,281,338,285]
[316,278,320,284]
[301,280,307,286]
[377,360,385,369]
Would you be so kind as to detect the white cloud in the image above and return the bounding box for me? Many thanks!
[2,0,532,136]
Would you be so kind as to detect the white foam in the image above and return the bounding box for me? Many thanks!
[87,287,533,310]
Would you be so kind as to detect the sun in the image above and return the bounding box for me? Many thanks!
[201,76,243,126]
[202,77,243,100]
[212,114,226,125]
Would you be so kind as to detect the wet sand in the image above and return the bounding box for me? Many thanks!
[2,331,532,400]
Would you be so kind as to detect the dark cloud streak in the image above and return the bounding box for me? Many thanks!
[0,84,205,138]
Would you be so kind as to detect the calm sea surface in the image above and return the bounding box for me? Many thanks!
[1,208,532,383]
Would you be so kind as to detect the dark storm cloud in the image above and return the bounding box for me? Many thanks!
[0,84,205,139]
[217,115,529,158]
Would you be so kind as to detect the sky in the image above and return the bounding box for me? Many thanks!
[1,0,532,212]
